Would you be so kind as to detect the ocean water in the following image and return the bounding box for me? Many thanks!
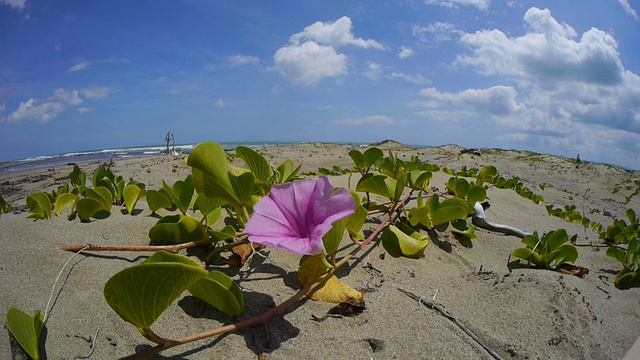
[0,142,288,175]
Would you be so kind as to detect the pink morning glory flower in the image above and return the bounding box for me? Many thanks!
[245,176,355,255]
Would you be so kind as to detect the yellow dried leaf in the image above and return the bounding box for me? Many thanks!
[297,255,364,304]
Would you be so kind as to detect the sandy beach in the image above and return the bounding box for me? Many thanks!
[1,142,639,359]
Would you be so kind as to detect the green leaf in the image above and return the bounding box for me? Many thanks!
[123,184,142,214]
[26,192,52,219]
[208,225,237,241]
[276,159,301,183]
[149,214,207,244]
[551,245,579,266]
[145,190,173,213]
[322,217,349,255]
[450,219,477,240]
[235,146,273,184]
[195,194,225,216]
[6,308,43,360]
[614,269,638,288]
[54,193,77,217]
[348,149,365,169]
[95,186,114,212]
[363,148,383,168]
[512,248,534,262]
[408,170,432,190]
[76,198,105,222]
[69,165,86,188]
[408,206,432,228]
[546,229,569,252]
[187,142,242,208]
[187,270,244,316]
[0,193,12,214]
[85,188,111,212]
[466,186,486,205]
[431,199,468,226]
[381,223,429,258]
[627,209,637,225]
[479,165,498,180]
[521,233,540,249]
[104,251,207,329]
[356,174,396,200]
[346,192,367,238]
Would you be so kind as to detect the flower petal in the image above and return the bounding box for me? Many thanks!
[246,176,355,255]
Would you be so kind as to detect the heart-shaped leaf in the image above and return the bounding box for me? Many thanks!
[123,184,143,214]
[276,159,301,183]
[6,308,43,360]
[187,142,241,208]
[145,190,173,213]
[381,223,430,258]
[54,193,78,217]
[356,174,396,200]
[235,146,273,184]
[104,251,207,329]
[26,192,52,219]
[76,197,105,222]
[187,271,244,316]
[149,214,207,245]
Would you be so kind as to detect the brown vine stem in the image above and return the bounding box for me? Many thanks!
[59,231,248,254]
[120,193,413,360]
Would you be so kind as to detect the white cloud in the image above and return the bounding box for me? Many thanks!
[424,0,490,11]
[67,62,91,73]
[274,41,346,86]
[275,16,383,86]
[398,46,414,58]
[455,7,640,134]
[8,89,82,123]
[617,0,639,20]
[215,99,226,108]
[412,22,465,43]
[67,58,130,73]
[419,85,524,115]
[390,72,430,84]
[290,16,383,49]
[337,115,402,126]
[81,86,115,99]
[458,8,623,86]
[77,107,95,113]
[364,62,382,80]
[228,55,260,67]
[0,0,26,10]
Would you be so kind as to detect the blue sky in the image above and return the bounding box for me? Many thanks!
[1,1,640,168]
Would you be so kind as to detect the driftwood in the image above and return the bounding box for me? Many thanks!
[471,202,531,238]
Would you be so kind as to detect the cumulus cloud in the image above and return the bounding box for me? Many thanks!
[8,89,82,123]
[419,85,524,115]
[398,46,414,58]
[617,0,639,19]
[424,0,490,11]
[0,0,26,10]
[412,22,465,43]
[458,8,624,86]
[274,41,346,86]
[228,55,260,67]
[337,115,402,126]
[274,17,382,86]
[215,99,226,108]
[290,16,383,49]
[456,7,640,134]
